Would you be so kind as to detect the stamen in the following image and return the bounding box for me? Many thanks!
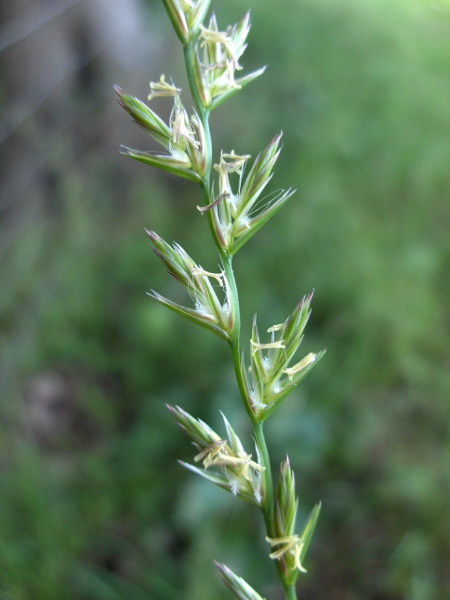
[196,442,265,480]
[283,353,317,380]
[226,59,241,89]
[292,540,307,573]
[219,151,251,174]
[250,340,285,355]
[148,74,181,100]
[196,192,229,214]
[194,439,227,463]
[172,106,199,147]
[191,267,224,285]
[199,25,233,52]
[266,535,307,573]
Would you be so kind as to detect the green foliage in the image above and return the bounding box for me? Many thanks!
[1,0,449,598]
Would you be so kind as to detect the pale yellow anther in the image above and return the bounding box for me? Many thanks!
[267,323,284,333]
[195,441,265,480]
[226,59,241,89]
[250,340,286,355]
[219,151,251,174]
[266,535,307,573]
[236,453,265,481]
[194,439,227,463]
[211,451,263,478]
[199,24,242,71]
[199,24,232,51]
[292,539,307,573]
[191,267,224,285]
[196,192,229,214]
[213,160,233,198]
[283,352,317,380]
[172,106,199,148]
[148,74,181,100]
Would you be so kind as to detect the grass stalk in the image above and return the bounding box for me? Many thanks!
[116,2,324,597]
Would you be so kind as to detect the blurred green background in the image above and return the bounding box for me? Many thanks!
[1,0,449,598]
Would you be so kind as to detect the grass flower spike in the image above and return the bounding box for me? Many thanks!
[116,3,324,598]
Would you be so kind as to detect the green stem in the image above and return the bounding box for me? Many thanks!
[283,583,298,600]
[253,422,274,526]
[184,36,297,600]
[183,43,211,181]
[184,42,224,257]
[256,420,298,600]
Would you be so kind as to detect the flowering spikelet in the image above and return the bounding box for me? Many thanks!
[168,406,265,506]
[242,292,325,421]
[193,12,266,109]
[146,230,234,340]
[115,87,207,181]
[208,133,295,253]
[266,457,321,585]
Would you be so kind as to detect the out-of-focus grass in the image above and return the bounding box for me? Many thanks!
[0,0,449,598]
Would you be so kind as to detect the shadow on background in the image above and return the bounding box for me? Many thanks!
[1,0,449,598]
